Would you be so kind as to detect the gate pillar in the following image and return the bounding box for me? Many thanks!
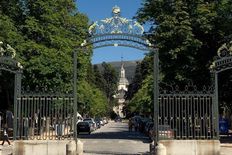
[153,48,159,145]
[13,72,22,140]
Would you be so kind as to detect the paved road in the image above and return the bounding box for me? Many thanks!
[220,136,232,155]
[78,121,151,155]
[1,122,231,155]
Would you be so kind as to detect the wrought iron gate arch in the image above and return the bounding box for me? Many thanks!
[211,41,232,73]
[73,6,158,142]
[209,41,232,139]
[83,33,152,51]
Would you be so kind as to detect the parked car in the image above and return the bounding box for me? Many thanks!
[131,115,142,131]
[103,117,109,124]
[148,124,174,140]
[145,122,154,135]
[114,116,122,122]
[77,121,90,134]
[94,118,102,128]
[83,118,97,131]
[140,117,152,133]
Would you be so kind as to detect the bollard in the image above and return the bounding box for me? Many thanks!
[150,143,154,155]
[76,140,83,155]
[66,141,76,155]
[155,143,166,155]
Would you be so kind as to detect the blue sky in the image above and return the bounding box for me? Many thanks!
[77,0,149,64]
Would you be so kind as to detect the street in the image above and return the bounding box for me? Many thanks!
[78,121,151,155]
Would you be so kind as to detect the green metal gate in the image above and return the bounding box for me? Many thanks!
[158,85,218,140]
[15,93,74,140]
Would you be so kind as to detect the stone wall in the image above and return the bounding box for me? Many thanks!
[156,140,220,155]
[12,140,83,155]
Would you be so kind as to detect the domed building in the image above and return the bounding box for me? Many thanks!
[113,60,129,118]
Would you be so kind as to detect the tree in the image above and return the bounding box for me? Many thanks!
[130,0,232,116]
[77,80,108,117]
[101,62,118,103]
[137,0,231,86]
[127,75,153,116]
[126,56,152,100]
[92,65,106,92]
[0,0,90,92]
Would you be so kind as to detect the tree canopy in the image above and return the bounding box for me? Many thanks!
[126,0,232,116]
[0,0,110,117]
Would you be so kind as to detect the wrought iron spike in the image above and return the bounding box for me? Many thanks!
[185,85,189,91]
[42,85,47,92]
[203,85,207,91]
[175,85,179,91]
[193,85,197,91]
[26,85,30,92]
[35,85,39,92]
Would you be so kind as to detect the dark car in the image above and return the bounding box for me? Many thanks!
[83,118,97,131]
[94,118,101,129]
[77,121,90,134]
[114,116,122,122]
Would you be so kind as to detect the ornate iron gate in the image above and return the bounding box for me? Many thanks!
[15,92,73,140]
[158,85,217,140]
[2,7,226,145]
[75,6,155,141]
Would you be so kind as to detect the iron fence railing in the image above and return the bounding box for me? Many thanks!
[158,90,217,140]
[15,94,74,140]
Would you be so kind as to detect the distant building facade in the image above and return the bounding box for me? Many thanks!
[113,62,129,118]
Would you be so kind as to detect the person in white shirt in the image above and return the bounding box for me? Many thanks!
[1,124,11,145]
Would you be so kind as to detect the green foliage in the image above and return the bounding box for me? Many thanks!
[137,0,231,85]
[0,0,90,92]
[128,75,153,115]
[127,0,232,116]
[0,15,24,50]
[126,55,152,100]
[138,0,203,85]
[0,0,111,116]
[101,62,118,101]
[92,65,106,92]
[77,80,108,117]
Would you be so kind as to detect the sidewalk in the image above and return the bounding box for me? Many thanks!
[220,143,232,155]
[0,140,231,155]
[220,134,232,155]
[0,144,13,155]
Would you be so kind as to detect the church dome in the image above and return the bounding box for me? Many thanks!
[119,77,129,85]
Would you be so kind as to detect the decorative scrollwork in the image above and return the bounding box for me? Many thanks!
[22,85,72,96]
[0,41,22,73]
[159,82,214,94]
[89,6,144,36]
[217,41,232,58]
[210,41,232,73]
[0,41,16,58]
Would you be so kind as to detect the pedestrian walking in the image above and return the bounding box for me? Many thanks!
[1,124,11,145]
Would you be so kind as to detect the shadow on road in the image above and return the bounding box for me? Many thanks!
[84,150,150,155]
[77,130,152,144]
[220,135,232,143]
